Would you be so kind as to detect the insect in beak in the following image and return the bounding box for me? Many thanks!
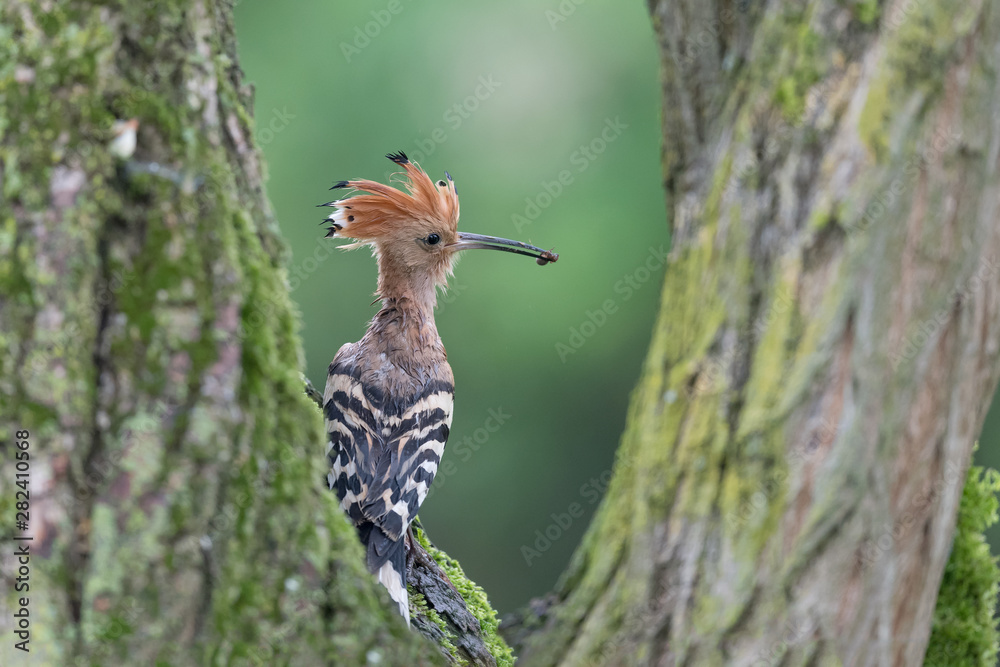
[448,232,559,266]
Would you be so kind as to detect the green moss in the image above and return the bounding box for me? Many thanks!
[858,0,980,161]
[891,1,978,91]
[411,592,458,656]
[807,195,835,231]
[852,0,880,25]
[737,262,802,438]
[769,8,823,121]
[857,66,892,160]
[925,459,1000,666]
[413,523,516,667]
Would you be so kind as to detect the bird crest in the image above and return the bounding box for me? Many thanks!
[321,151,459,248]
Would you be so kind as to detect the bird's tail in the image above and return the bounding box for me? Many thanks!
[358,522,409,626]
[377,559,409,626]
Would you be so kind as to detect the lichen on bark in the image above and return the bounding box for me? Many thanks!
[508,0,1000,665]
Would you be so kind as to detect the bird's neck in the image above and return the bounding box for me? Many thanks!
[371,256,443,352]
[375,252,443,320]
[377,276,439,315]
[366,295,444,368]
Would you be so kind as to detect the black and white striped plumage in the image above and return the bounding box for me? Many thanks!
[319,152,556,625]
[324,336,454,625]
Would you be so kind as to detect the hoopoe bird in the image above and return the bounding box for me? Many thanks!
[319,151,557,625]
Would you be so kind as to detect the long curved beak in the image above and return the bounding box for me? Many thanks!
[448,232,559,265]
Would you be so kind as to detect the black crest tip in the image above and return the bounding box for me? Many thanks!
[317,200,339,208]
[385,151,409,164]
[330,180,350,190]
[445,171,452,181]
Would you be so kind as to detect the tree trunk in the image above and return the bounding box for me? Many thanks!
[0,1,506,665]
[509,0,1000,665]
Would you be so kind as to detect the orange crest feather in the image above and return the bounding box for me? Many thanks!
[322,152,459,243]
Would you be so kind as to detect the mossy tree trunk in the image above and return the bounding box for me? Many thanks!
[0,1,505,665]
[509,1,1000,665]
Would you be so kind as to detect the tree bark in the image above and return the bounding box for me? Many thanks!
[509,1,1000,665]
[0,1,506,665]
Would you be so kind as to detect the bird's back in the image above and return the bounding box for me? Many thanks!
[323,319,453,622]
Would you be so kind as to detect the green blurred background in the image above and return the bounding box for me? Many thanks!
[233,1,1000,615]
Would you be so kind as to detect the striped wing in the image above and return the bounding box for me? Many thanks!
[324,367,454,544]
[324,369,382,526]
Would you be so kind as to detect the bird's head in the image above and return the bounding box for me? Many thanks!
[321,152,557,302]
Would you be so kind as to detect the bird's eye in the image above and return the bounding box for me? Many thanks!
[426,233,441,245]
